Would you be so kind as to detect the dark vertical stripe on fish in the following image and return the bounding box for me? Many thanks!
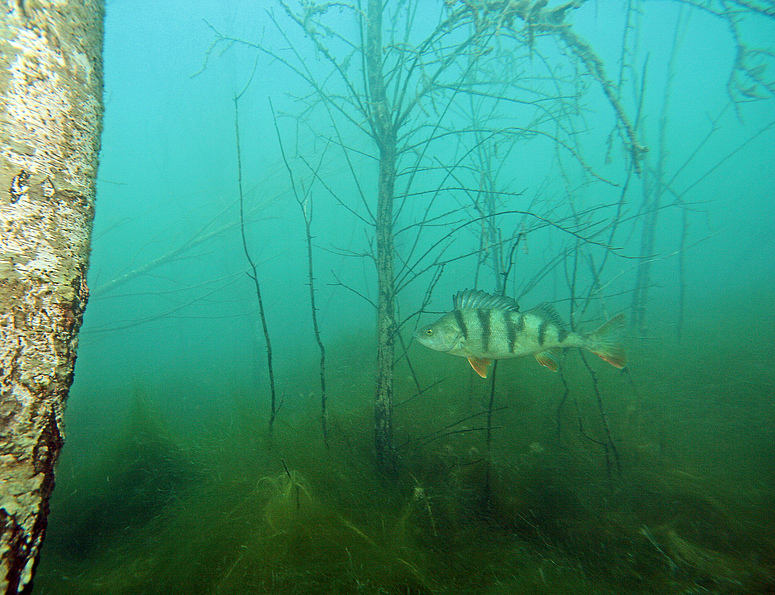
[558,328,569,343]
[504,311,517,354]
[515,313,525,334]
[538,318,549,346]
[477,309,491,353]
[453,309,468,340]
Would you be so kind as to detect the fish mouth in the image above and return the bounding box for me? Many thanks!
[413,327,429,340]
[413,328,437,349]
[412,329,428,344]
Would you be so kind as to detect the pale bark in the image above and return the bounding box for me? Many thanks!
[0,1,104,593]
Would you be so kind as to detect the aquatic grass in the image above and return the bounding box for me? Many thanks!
[37,410,774,594]
[42,390,198,563]
[44,454,440,593]
[34,294,775,594]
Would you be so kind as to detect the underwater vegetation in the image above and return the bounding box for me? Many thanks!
[33,293,775,594]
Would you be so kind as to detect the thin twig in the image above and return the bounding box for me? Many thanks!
[235,94,277,433]
[271,99,329,447]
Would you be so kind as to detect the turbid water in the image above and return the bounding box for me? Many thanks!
[26,0,775,593]
[33,289,775,594]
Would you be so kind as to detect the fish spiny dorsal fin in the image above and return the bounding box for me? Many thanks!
[453,289,520,312]
[530,302,566,329]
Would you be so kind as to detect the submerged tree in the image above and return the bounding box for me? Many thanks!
[203,0,650,472]
[627,0,775,334]
[234,94,279,434]
[0,1,105,592]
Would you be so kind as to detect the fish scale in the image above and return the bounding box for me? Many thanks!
[415,289,625,378]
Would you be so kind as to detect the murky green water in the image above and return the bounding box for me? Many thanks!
[34,293,774,594]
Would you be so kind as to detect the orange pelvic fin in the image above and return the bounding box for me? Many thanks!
[467,357,491,378]
[592,348,626,369]
[534,350,559,372]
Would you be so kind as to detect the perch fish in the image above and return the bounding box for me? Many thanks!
[414,289,625,378]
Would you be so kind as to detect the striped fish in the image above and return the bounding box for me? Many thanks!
[414,289,625,378]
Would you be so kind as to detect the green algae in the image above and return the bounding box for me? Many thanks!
[34,298,775,594]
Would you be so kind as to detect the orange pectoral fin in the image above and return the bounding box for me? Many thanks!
[467,357,491,378]
[534,350,559,372]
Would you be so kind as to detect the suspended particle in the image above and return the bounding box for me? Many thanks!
[42,176,56,199]
[10,170,30,204]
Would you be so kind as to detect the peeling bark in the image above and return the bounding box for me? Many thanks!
[0,1,104,593]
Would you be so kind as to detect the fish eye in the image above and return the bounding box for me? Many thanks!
[425,328,433,336]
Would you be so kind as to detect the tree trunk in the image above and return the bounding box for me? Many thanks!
[0,2,104,593]
[631,172,658,334]
[374,137,397,474]
[366,0,398,474]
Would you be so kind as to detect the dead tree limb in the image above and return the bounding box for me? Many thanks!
[234,94,277,433]
[271,102,329,446]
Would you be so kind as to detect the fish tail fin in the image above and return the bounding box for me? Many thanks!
[585,313,626,369]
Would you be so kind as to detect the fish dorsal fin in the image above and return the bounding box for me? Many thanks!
[453,289,520,312]
[530,302,566,329]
